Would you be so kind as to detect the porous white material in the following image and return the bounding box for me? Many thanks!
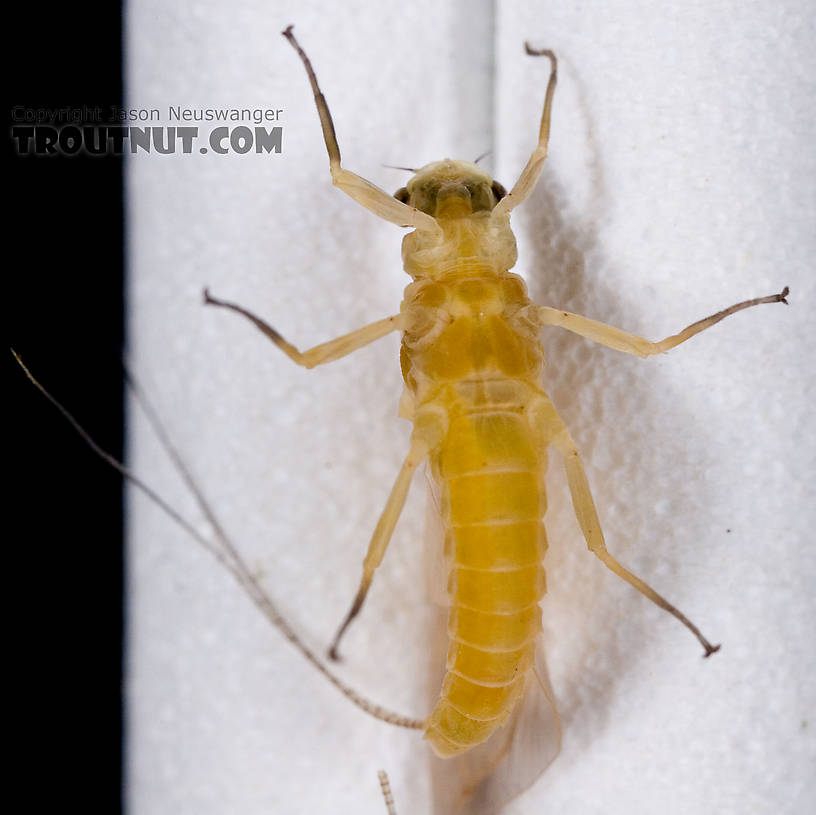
[128,2,815,813]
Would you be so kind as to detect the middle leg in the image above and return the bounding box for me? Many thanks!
[204,288,405,369]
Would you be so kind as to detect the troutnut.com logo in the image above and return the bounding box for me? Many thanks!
[10,105,284,157]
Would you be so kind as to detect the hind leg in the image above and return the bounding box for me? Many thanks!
[328,409,446,659]
[530,397,719,657]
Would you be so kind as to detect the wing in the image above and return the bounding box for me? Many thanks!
[428,634,562,814]
[422,466,450,608]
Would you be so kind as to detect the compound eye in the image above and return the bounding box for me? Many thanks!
[491,180,507,201]
[394,187,410,204]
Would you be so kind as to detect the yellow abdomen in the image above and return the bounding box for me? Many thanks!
[399,266,549,757]
[424,410,548,756]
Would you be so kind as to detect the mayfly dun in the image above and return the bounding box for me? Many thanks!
[173,24,785,814]
[117,8,809,815]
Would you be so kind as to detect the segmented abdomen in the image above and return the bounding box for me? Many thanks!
[399,267,548,756]
[423,408,548,756]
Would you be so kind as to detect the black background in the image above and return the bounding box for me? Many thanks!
[7,4,124,811]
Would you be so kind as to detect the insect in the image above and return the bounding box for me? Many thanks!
[10,4,804,813]
[95,7,805,811]
[191,26,786,813]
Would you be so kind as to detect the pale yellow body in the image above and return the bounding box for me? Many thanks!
[15,25,790,815]
[205,26,787,788]
[397,169,553,754]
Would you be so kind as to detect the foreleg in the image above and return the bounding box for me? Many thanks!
[283,27,439,234]
[491,44,558,217]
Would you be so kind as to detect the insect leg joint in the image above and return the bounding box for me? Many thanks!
[534,287,789,357]
[204,289,406,368]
